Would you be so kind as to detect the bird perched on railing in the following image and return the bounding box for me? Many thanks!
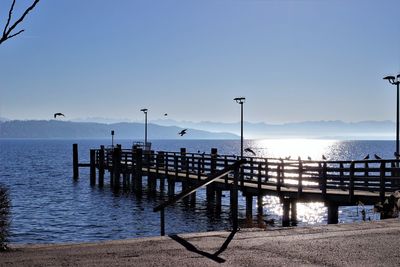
[364,154,370,160]
[374,154,381,160]
[178,129,187,136]
[53,112,65,118]
[322,155,327,160]
[307,156,312,160]
[285,156,291,160]
[244,148,256,156]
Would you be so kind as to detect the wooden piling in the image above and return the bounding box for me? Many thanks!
[98,146,105,187]
[113,146,122,190]
[134,148,143,193]
[206,148,217,202]
[246,194,253,222]
[327,202,339,224]
[290,199,297,226]
[282,197,290,227]
[90,149,96,186]
[73,143,79,179]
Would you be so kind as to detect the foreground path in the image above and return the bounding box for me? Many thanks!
[2,219,400,266]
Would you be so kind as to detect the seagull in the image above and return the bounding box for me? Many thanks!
[363,154,370,160]
[53,113,65,118]
[322,155,327,160]
[307,156,312,160]
[178,129,187,136]
[285,156,291,160]
[244,148,256,156]
[374,154,381,160]
[164,113,168,116]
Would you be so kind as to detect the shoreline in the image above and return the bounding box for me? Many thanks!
[2,219,400,266]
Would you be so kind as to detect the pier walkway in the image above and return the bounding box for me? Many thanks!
[73,144,400,228]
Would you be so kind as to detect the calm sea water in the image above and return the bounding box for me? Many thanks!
[0,139,396,244]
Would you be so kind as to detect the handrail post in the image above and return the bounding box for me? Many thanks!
[232,164,239,231]
[380,162,386,203]
[298,159,303,198]
[349,162,355,203]
[90,149,96,186]
[322,162,327,198]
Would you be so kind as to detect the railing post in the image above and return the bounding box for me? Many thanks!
[339,162,344,188]
[298,159,303,198]
[180,148,186,170]
[113,146,122,190]
[349,162,355,203]
[277,163,282,193]
[380,162,386,204]
[73,143,79,179]
[321,162,327,198]
[231,165,239,231]
[134,148,143,193]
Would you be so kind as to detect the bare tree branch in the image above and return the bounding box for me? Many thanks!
[0,0,40,45]
[3,0,16,37]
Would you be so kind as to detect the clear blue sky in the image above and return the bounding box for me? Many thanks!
[1,0,400,123]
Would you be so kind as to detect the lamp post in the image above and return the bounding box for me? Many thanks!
[140,108,148,148]
[383,74,400,162]
[234,97,246,158]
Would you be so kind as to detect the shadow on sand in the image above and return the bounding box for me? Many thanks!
[168,229,238,263]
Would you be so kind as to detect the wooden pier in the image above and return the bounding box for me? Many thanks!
[73,144,400,230]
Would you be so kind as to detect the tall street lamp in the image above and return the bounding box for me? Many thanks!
[140,108,148,148]
[234,97,246,158]
[383,74,400,161]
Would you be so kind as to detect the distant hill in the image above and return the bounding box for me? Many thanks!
[151,119,396,139]
[0,120,238,139]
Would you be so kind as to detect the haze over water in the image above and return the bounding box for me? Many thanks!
[0,138,393,244]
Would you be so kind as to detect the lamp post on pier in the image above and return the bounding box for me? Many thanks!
[383,74,400,163]
[140,108,148,148]
[234,97,246,158]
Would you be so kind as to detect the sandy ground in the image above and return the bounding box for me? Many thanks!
[1,219,400,266]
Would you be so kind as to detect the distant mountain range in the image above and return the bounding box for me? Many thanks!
[0,119,396,140]
[151,119,396,139]
[0,120,237,139]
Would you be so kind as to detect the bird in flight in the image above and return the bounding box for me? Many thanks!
[164,113,168,116]
[244,148,256,156]
[54,113,65,118]
[178,129,187,136]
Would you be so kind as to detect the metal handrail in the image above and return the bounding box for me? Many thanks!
[153,159,246,236]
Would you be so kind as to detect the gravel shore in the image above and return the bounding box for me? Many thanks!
[1,219,400,266]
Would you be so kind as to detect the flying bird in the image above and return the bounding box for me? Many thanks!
[178,129,187,136]
[374,154,381,160]
[164,113,168,116]
[363,154,370,160]
[53,113,65,118]
[244,148,256,156]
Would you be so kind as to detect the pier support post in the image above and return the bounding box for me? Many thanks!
[134,148,143,193]
[206,148,218,203]
[282,197,290,227]
[98,146,105,187]
[113,146,121,190]
[257,195,263,217]
[73,143,79,179]
[231,166,239,231]
[246,194,253,222]
[290,199,297,226]
[327,202,339,224]
[215,188,222,213]
[90,149,96,186]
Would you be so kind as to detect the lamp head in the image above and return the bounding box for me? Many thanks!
[234,97,246,104]
[140,108,148,113]
[383,75,396,84]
